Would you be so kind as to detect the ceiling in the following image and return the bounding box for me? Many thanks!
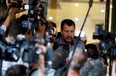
[48,0,106,9]
[60,0,102,2]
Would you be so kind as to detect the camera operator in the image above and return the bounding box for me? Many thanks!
[0,6,17,41]
[2,14,29,76]
[0,0,26,41]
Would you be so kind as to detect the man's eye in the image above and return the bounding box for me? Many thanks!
[64,31,68,32]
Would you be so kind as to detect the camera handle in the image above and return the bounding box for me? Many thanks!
[64,0,93,76]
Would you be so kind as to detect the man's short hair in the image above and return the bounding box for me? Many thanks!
[79,59,105,76]
[52,50,69,70]
[61,19,75,30]
[5,64,27,76]
[69,47,87,71]
[48,21,57,28]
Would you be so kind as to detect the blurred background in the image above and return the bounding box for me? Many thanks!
[17,0,113,43]
[47,0,112,43]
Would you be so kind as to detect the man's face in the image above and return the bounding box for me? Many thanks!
[61,24,75,44]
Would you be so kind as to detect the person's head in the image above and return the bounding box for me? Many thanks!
[69,47,87,71]
[35,16,47,39]
[85,43,99,59]
[8,14,28,36]
[79,59,105,76]
[37,21,46,34]
[60,19,75,44]
[48,21,57,29]
[48,21,57,37]
[52,50,69,70]
[5,64,27,76]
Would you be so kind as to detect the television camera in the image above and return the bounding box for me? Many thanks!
[93,24,116,58]
[0,34,44,63]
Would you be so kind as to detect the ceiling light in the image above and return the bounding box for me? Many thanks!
[100,9,105,13]
[48,16,53,20]
[74,18,79,21]
[110,5,112,8]
[75,4,79,7]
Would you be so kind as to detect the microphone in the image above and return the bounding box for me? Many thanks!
[89,0,93,7]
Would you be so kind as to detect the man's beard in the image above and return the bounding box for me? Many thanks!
[63,36,73,44]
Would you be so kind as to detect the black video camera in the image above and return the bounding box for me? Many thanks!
[93,24,116,58]
[15,34,41,63]
[0,34,40,63]
[93,24,115,42]
[9,0,23,8]
[0,40,20,62]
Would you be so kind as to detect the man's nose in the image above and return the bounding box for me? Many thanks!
[68,32,72,36]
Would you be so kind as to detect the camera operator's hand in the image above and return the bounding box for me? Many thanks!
[50,27,57,37]
[29,43,46,76]
[3,0,26,29]
[3,7,17,29]
[35,43,47,53]
[6,0,18,8]
[6,0,26,13]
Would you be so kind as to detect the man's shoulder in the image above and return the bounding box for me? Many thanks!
[55,37,62,42]
[53,37,62,50]
[54,37,62,46]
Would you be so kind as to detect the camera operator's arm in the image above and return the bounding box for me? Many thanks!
[3,8,17,29]
[38,54,45,76]
[4,0,26,29]
[34,43,47,76]
[0,7,17,41]
[0,2,26,38]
